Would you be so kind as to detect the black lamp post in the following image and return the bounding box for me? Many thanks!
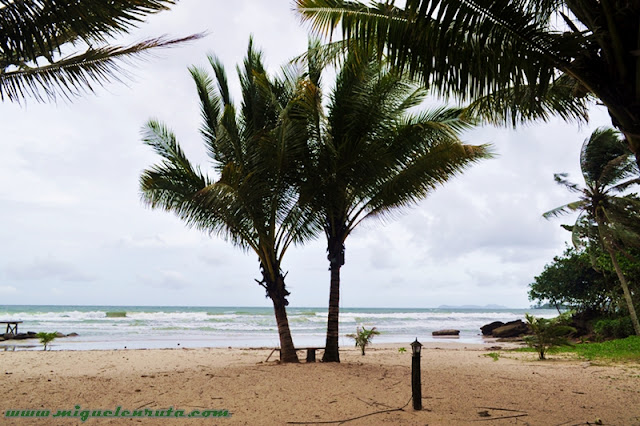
[411,338,423,410]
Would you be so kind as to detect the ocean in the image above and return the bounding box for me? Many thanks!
[0,305,559,351]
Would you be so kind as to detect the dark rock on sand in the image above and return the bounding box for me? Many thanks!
[10,333,33,340]
[480,321,505,336]
[55,332,66,338]
[432,329,460,336]
[492,320,529,338]
[67,332,79,337]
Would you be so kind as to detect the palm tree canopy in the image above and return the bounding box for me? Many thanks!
[544,128,640,249]
[295,0,640,150]
[140,39,319,284]
[295,45,492,241]
[0,0,202,102]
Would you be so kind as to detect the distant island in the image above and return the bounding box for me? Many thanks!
[437,304,510,310]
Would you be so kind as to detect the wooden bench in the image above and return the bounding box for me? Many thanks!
[1,321,22,336]
[266,347,325,362]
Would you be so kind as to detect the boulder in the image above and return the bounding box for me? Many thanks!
[55,332,66,338]
[67,332,79,337]
[492,320,529,338]
[432,329,460,336]
[11,333,32,340]
[480,321,505,336]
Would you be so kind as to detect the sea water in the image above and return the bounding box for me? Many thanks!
[0,305,559,351]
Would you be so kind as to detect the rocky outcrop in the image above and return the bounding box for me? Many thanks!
[480,321,504,336]
[481,320,530,338]
[492,320,529,338]
[432,329,460,336]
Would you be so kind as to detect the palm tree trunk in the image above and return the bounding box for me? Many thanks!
[271,296,299,363]
[322,262,341,362]
[606,248,640,335]
[263,270,299,363]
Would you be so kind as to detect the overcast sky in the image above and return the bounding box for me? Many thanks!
[0,1,611,308]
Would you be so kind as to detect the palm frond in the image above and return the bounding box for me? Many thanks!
[542,201,586,220]
[0,0,178,61]
[0,34,203,102]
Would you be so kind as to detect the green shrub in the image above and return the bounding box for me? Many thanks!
[594,317,634,339]
[346,326,380,355]
[525,313,576,360]
[36,332,58,351]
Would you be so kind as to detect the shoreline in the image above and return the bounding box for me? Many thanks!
[2,344,638,425]
[0,337,521,352]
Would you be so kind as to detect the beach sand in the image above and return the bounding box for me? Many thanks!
[1,343,639,425]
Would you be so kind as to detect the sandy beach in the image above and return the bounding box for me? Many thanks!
[1,343,639,425]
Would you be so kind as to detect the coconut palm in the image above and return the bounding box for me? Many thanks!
[544,128,640,335]
[0,0,201,102]
[140,40,318,363]
[293,45,492,362]
[295,0,640,167]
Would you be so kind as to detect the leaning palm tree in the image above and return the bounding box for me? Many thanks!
[0,0,201,102]
[295,0,640,168]
[544,128,640,335]
[140,40,318,363]
[293,44,491,362]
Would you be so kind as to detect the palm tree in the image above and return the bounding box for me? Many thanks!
[295,0,640,168]
[293,45,492,362]
[544,128,640,335]
[0,0,202,102]
[140,40,318,363]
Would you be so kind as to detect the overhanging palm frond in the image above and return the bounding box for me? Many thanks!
[0,0,177,61]
[295,0,574,101]
[1,35,201,102]
[0,0,204,102]
[464,74,590,127]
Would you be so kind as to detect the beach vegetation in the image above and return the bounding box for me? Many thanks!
[594,317,635,340]
[0,0,202,103]
[296,1,640,170]
[294,42,491,362]
[528,245,622,317]
[398,347,407,353]
[544,128,640,336]
[36,332,58,351]
[347,326,380,355]
[517,336,640,363]
[524,313,576,360]
[140,39,320,363]
[484,352,500,362]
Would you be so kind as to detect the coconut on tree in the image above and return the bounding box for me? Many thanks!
[544,128,640,335]
[292,44,492,362]
[140,40,319,363]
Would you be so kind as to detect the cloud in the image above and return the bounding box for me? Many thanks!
[0,285,17,294]
[4,257,95,282]
[139,270,191,290]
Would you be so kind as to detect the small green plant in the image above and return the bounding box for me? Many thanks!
[525,313,576,360]
[36,332,58,351]
[484,352,500,361]
[398,347,407,353]
[347,326,380,355]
